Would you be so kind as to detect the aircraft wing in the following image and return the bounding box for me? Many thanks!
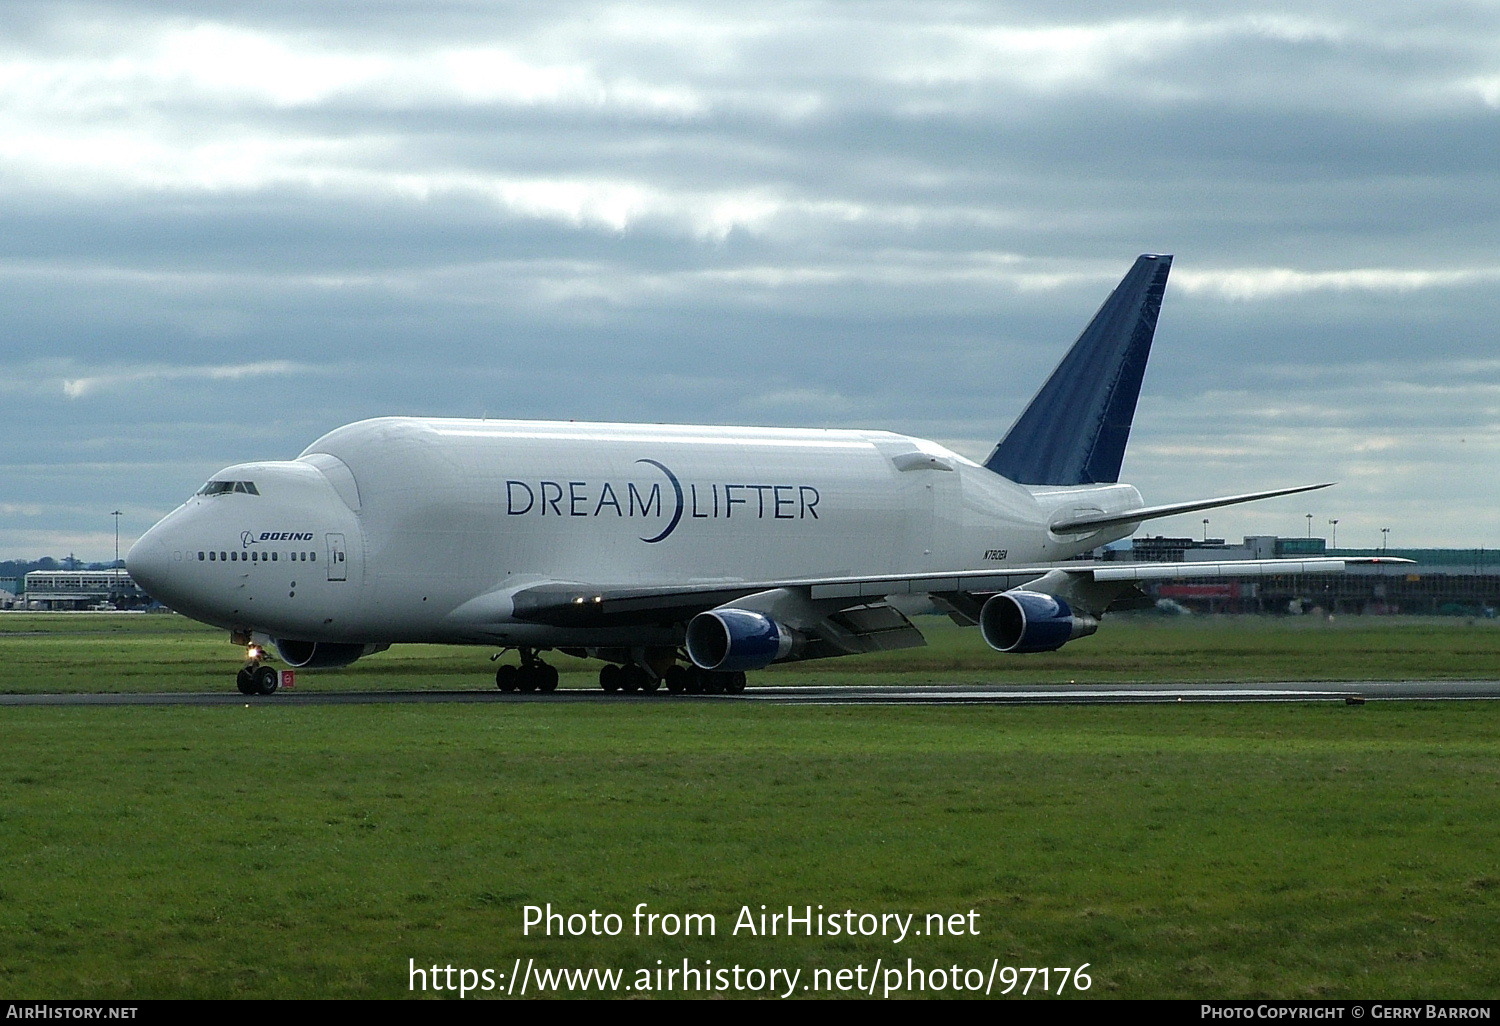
[501,555,1412,628]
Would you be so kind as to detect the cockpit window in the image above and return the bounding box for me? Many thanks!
[196,481,259,496]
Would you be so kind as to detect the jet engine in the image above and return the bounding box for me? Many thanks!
[273,639,389,669]
[685,608,795,672]
[978,590,1098,654]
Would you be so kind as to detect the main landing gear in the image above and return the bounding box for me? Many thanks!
[597,659,746,694]
[607,663,745,694]
[593,645,745,695]
[490,647,748,695]
[493,648,560,693]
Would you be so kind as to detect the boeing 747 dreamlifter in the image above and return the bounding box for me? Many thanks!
[127,255,1399,694]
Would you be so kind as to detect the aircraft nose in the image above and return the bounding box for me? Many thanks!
[125,526,174,603]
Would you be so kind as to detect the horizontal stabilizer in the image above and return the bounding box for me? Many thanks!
[1048,482,1334,535]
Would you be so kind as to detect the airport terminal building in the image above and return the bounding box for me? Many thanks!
[1122,536,1500,616]
[18,569,153,611]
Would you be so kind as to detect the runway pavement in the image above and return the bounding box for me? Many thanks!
[6,680,1500,706]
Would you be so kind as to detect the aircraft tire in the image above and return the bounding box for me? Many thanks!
[495,664,518,692]
[724,671,747,694]
[664,665,689,693]
[599,663,622,692]
[253,665,280,696]
[538,664,559,692]
[236,667,257,695]
[639,671,662,693]
[619,664,643,692]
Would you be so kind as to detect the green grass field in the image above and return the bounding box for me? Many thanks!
[2,610,1499,693]
[3,613,1500,999]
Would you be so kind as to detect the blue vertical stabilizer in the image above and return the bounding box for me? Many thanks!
[983,254,1172,485]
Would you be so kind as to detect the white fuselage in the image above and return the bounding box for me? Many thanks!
[127,417,1144,646]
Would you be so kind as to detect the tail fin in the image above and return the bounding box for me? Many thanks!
[984,254,1172,485]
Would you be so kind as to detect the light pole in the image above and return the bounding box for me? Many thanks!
[1202,518,1209,542]
[1306,513,1312,538]
[1328,518,1339,549]
[112,510,123,568]
[1382,527,1390,552]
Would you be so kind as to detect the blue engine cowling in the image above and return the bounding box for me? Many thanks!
[979,591,1099,653]
[273,639,387,669]
[685,609,794,672]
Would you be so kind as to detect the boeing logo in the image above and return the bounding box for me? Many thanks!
[504,458,821,544]
[243,531,315,547]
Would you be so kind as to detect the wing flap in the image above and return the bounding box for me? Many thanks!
[1089,557,1404,581]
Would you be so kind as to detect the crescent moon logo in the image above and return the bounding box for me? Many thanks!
[635,458,685,543]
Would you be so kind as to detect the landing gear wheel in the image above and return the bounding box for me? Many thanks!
[638,670,662,693]
[620,664,643,692]
[236,667,257,695]
[724,671,747,694]
[503,648,555,693]
[600,663,622,693]
[253,665,280,696]
[495,664,518,692]
[537,664,559,693]
[664,665,689,694]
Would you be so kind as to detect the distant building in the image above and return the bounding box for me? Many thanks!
[21,569,152,610]
[1128,536,1500,615]
[1130,534,1327,563]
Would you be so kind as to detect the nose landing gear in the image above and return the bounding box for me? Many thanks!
[235,662,280,696]
[232,634,280,695]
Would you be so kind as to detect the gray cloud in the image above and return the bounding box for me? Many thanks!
[2,1,1499,556]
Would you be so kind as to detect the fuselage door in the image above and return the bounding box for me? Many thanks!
[326,533,347,582]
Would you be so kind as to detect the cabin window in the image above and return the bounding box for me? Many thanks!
[209,551,215,561]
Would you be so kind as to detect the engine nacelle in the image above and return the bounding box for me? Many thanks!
[273,639,388,669]
[979,590,1098,654]
[686,609,794,672]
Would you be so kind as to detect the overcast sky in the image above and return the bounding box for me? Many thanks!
[3,1,1498,561]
